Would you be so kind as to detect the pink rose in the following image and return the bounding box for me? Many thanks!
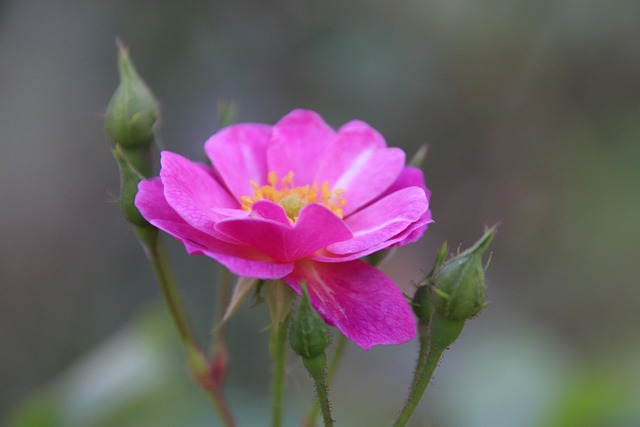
[135,109,432,349]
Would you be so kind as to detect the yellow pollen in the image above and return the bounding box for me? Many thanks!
[241,171,346,222]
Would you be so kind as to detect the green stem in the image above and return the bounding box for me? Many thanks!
[304,356,333,427]
[136,227,237,427]
[205,385,238,427]
[393,315,464,427]
[410,322,430,391]
[209,267,233,387]
[392,347,444,427]
[138,228,196,349]
[303,334,347,427]
[270,314,290,427]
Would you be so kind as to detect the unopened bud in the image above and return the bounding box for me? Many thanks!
[105,40,159,150]
[412,285,434,324]
[429,314,465,352]
[289,285,330,362]
[432,227,496,321]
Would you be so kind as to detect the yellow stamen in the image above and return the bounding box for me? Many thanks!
[241,171,346,222]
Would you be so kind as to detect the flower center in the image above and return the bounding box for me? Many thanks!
[240,171,346,222]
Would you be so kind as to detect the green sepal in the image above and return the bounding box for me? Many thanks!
[112,145,154,230]
[412,285,434,325]
[409,144,429,168]
[266,280,295,328]
[217,99,237,128]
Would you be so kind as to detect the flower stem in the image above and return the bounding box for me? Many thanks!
[392,346,443,427]
[209,267,233,387]
[270,313,290,427]
[410,322,430,391]
[303,355,333,427]
[393,315,464,427]
[303,334,347,427]
[137,227,196,349]
[135,227,236,427]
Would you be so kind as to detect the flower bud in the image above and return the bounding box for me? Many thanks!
[289,284,330,361]
[432,227,496,321]
[412,285,434,324]
[429,314,465,352]
[105,40,159,150]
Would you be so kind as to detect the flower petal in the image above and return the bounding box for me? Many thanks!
[315,120,405,215]
[377,165,430,201]
[311,211,433,263]
[285,259,416,350]
[204,123,272,199]
[267,109,335,185]
[392,210,433,247]
[379,166,433,247]
[249,200,290,225]
[136,177,293,279]
[160,151,243,234]
[328,187,428,256]
[214,203,352,262]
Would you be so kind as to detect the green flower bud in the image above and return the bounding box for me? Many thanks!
[289,284,330,361]
[105,40,159,150]
[412,285,434,324]
[432,227,496,321]
[429,314,465,352]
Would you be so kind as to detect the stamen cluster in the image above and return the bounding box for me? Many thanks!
[240,171,346,222]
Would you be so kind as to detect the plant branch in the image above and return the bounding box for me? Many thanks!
[136,227,237,427]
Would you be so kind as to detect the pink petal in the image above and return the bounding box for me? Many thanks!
[380,166,432,247]
[214,203,352,262]
[136,177,184,224]
[160,151,243,234]
[392,210,433,247]
[315,120,406,215]
[136,178,294,279]
[377,165,430,201]
[285,259,416,350]
[204,123,272,200]
[249,200,291,225]
[267,109,335,185]
[311,211,433,263]
[328,187,428,256]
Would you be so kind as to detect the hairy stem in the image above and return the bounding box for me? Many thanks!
[136,228,236,427]
[270,314,290,427]
[304,355,333,427]
[303,334,347,427]
[392,346,443,427]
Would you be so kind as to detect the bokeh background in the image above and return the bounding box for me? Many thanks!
[2,0,639,426]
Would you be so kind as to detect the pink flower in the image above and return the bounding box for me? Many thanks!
[135,109,432,349]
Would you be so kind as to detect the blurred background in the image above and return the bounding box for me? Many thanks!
[1,0,639,426]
